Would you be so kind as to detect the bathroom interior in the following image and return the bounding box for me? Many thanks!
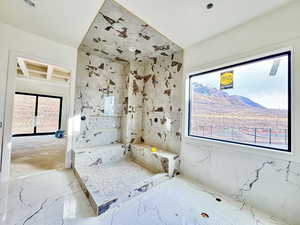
[0,0,299,225]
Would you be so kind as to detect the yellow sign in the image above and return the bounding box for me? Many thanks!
[220,71,234,90]
[151,147,157,152]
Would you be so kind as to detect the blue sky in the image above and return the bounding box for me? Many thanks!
[191,55,289,110]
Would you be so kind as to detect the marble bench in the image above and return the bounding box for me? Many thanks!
[72,144,169,216]
[130,144,180,177]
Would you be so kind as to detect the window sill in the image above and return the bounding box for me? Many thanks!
[183,135,298,163]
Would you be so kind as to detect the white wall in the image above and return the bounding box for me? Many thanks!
[15,78,70,131]
[181,1,300,225]
[0,22,77,181]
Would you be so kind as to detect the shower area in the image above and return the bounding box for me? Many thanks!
[72,0,183,216]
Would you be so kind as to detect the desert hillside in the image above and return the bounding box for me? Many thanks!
[190,83,288,148]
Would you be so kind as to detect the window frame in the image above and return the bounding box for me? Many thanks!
[12,92,63,137]
[187,51,292,153]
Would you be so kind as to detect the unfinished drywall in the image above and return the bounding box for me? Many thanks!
[181,1,300,224]
[74,50,125,148]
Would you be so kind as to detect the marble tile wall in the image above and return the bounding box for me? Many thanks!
[142,51,183,154]
[75,49,184,155]
[80,0,182,62]
[120,51,184,154]
[74,50,126,149]
[77,0,184,153]
[121,61,145,144]
[181,143,300,225]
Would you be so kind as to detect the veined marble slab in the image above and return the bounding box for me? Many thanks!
[0,170,94,225]
[74,158,169,216]
[64,176,289,225]
[0,170,288,225]
[130,144,180,177]
[73,143,129,167]
[73,143,182,216]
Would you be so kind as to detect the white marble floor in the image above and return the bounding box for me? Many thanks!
[0,169,288,225]
[0,169,94,225]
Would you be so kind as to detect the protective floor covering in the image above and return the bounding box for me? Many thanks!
[10,136,66,178]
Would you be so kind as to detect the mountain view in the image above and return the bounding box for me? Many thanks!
[190,83,288,149]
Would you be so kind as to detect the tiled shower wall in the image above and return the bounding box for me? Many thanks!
[142,52,183,154]
[74,50,125,149]
[75,50,184,153]
[121,61,145,145]
[121,51,184,153]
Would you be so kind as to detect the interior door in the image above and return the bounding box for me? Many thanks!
[12,92,62,136]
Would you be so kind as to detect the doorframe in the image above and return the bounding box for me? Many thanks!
[12,92,63,137]
[0,50,76,181]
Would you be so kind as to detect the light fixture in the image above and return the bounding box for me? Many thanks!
[24,0,35,7]
[206,2,214,10]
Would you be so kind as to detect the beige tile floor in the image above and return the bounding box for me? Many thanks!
[10,135,66,179]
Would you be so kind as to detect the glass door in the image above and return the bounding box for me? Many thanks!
[12,93,62,136]
[36,96,62,133]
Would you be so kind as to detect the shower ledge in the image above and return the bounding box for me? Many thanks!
[130,143,180,177]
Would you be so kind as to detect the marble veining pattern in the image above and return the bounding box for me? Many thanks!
[72,144,170,216]
[120,51,184,154]
[74,51,126,148]
[121,61,145,144]
[80,0,182,63]
[76,0,184,154]
[130,144,180,177]
[181,143,300,225]
[72,143,129,167]
[0,170,94,225]
[142,52,183,154]
[0,169,288,225]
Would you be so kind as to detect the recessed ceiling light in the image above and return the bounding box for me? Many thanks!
[206,2,214,10]
[24,0,35,7]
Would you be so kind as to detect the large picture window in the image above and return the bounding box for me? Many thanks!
[188,51,291,152]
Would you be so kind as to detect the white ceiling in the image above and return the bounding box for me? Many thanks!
[114,0,293,48]
[0,0,105,48]
[0,0,293,49]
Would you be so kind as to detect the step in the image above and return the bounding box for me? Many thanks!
[74,159,169,216]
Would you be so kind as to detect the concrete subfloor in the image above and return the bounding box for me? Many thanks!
[10,135,66,178]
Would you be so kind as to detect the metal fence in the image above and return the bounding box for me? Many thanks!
[191,124,288,147]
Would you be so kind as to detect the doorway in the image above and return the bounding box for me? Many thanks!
[5,56,72,179]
